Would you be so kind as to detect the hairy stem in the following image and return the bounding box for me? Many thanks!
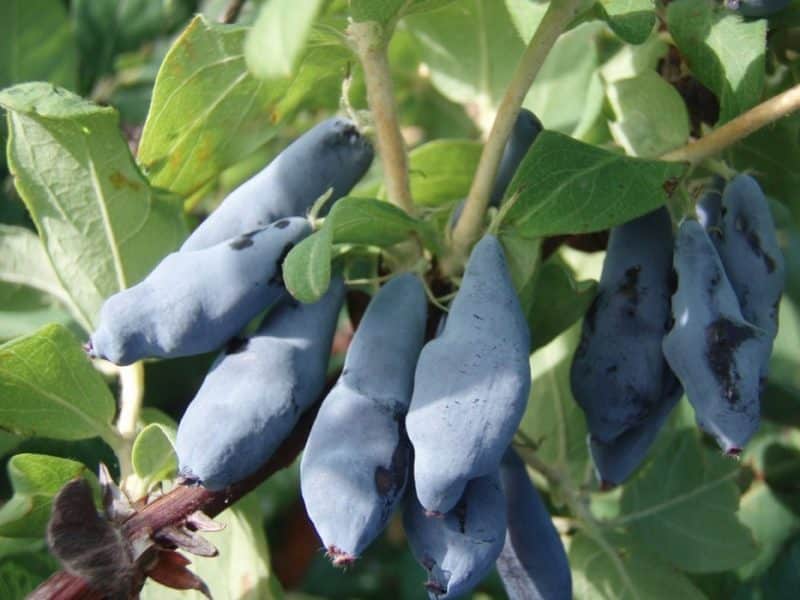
[661,82,800,164]
[349,21,414,215]
[448,0,584,272]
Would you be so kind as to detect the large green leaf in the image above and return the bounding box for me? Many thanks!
[570,531,706,600]
[499,130,686,238]
[351,0,457,24]
[0,324,119,445]
[618,429,758,573]
[607,70,690,158]
[667,0,766,124]
[1,83,187,330]
[140,491,282,600]
[138,15,292,197]
[0,0,78,92]
[0,453,94,538]
[245,0,324,80]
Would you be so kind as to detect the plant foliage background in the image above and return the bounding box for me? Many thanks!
[0,0,800,598]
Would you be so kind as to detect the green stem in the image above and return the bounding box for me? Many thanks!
[349,20,414,215]
[447,0,584,273]
[116,361,145,490]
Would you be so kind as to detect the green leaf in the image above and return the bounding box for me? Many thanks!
[499,130,686,238]
[329,197,438,250]
[131,423,177,488]
[606,70,691,158]
[0,324,119,444]
[593,0,656,45]
[245,0,324,80]
[526,254,598,352]
[0,0,78,92]
[0,551,57,598]
[570,531,706,600]
[405,0,524,129]
[140,491,282,600]
[0,453,94,538]
[735,536,800,600]
[618,429,758,573]
[138,15,292,197]
[518,322,590,485]
[523,22,604,137]
[600,35,668,83]
[406,139,482,206]
[1,82,188,330]
[667,0,766,123]
[283,225,333,303]
[351,0,455,23]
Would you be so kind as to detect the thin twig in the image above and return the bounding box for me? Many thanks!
[447,0,584,272]
[348,21,414,215]
[661,82,800,164]
[219,0,247,24]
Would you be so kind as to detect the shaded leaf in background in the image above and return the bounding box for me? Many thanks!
[570,531,706,600]
[1,82,187,329]
[72,0,195,92]
[0,324,119,446]
[0,0,78,92]
[606,70,690,158]
[0,551,57,598]
[518,323,590,485]
[140,491,283,600]
[405,0,524,131]
[499,130,686,238]
[350,0,457,24]
[666,0,766,124]
[733,534,800,600]
[245,0,324,80]
[406,139,481,206]
[0,224,78,340]
[619,429,758,573]
[0,453,94,538]
[138,15,291,197]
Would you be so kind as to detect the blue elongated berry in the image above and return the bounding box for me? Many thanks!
[407,235,531,515]
[175,278,345,489]
[712,175,785,340]
[695,176,725,230]
[89,217,311,365]
[181,118,373,251]
[497,448,571,600]
[726,0,791,17]
[300,274,428,565]
[404,474,507,600]
[570,207,675,443]
[589,375,682,487]
[663,220,770,454]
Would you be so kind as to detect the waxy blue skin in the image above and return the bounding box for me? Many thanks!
[181,117,374,251]
[407,235,531,515]
[570,207,675,444]
[712,175,784,340]
[497,448,571,600]
[663,221,770,453]
[695,176,725,230]
[89,217,311,365]
[176,278,345,490]
[589,375,682,487]
[300,275,428,562]
[404,474,507,600]
[727,0,791,17]
[451,109,542,225]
